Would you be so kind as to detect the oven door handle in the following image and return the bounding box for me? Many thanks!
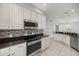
[27,40,41,46]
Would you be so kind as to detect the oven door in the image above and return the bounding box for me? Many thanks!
[27,41,41,56]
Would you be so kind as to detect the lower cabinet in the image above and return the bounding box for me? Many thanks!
[0,42,26,56]
[41,37,50,51]
[0,47,10,56]
[53,34,70,46]
[10,42,26,56]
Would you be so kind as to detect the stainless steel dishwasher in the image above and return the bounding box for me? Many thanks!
[70,35,78,50]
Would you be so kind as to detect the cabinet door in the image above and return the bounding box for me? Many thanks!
[41,38,49,50]
[10,4,24,29]
[0,4,10,29]
[70,37,78,49]
[0,47,10,56]
[22,42,26,56]
[37,14,46,30]
[31,11,37,22]
[37,14,42,29]
[41,15,46,30]
[23,8,31,20]
[10,42,26,56]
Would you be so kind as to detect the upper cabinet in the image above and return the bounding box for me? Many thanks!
[23,8,38,22]
[37,14,46,30]
[31,11,37,22]
[23,8,31,20]
[37,14,42,29]
[0,3,46,30]
[10,4,24,29]
[0,4,10,29]
[41,15,46,30]
[23,8,46,30]
[0,4,24,29]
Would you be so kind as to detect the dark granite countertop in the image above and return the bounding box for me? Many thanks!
[0,36,26,49]
[0,40,26,49]
[56,31,78,37]
[0,33,44,49]
[0,36,24,44]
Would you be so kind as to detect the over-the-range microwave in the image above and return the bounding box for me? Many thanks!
[24,20,38,28]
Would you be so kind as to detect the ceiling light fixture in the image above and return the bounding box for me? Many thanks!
[71,9,75,13]
[64,11,69,16]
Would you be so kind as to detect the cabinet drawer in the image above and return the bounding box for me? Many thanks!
[10,42,26,56]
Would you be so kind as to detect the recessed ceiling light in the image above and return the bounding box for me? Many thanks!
[71,9,75,13]
[64,11,69,16]
[43,3,46,6]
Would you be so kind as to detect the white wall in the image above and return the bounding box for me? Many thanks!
[59,22,79,34]
[45,18,53,35]
[46,10,79,35]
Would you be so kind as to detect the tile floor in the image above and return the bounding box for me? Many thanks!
[41,39,79,56]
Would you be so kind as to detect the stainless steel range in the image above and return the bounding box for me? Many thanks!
[27,33,43,56]
[24,19,43,56]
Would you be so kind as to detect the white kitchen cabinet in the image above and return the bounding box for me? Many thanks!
[10,4,24,29]
[31,11,37,22]
[37,14,46,30]
[10,42,26,56]
[59,24,70,32]
[0,47,10,56]
[23,8,31,20]
[41,15,46,30]
[0,42,26,56]
[24,8,38,22]
[0,4,24,29]
[0,4,10,29]
[53,34,70,46]
[41,37,50,51]
[0,3,46,30]
[37,14,42,29]
[63,35,70,46]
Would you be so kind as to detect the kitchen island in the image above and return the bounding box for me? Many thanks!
[55,31,79,52]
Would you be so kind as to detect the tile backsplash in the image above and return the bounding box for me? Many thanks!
[0,29,43,39]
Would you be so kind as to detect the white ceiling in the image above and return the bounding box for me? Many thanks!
[19,3,79,23]
[32,3,79,23]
